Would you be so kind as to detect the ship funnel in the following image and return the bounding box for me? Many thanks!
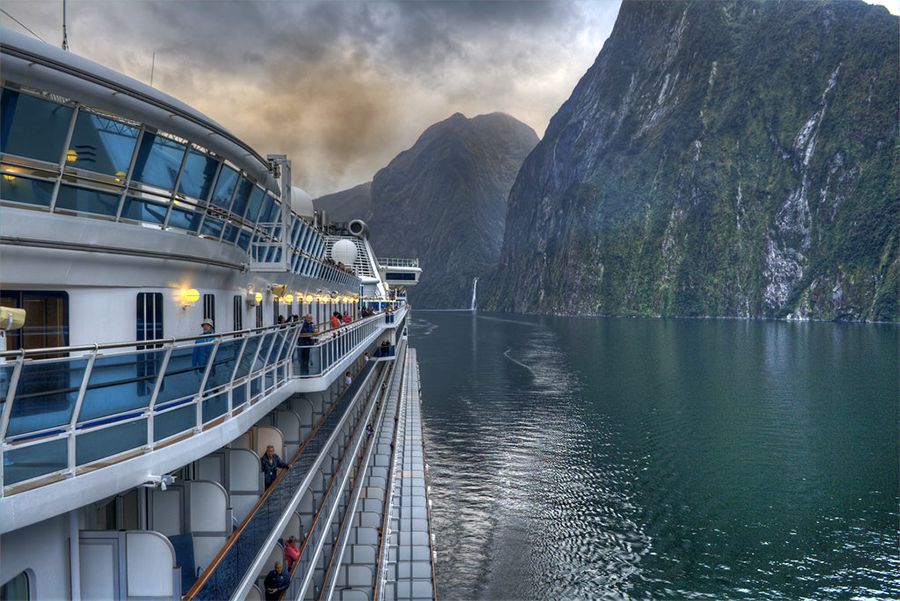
[348,219,368,238]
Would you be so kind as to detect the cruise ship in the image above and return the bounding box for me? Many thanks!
[0,27,435,601]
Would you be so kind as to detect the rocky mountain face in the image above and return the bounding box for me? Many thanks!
[316,112,538,309]
[314,181,371,223]
[488,0,898,321]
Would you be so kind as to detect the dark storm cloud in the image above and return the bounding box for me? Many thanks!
[1,0,621,195]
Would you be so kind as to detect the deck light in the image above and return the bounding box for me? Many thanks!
[66,149,78,163]
[1,174,15,182]
[283,294,294,303]
[305,295,314,303]
[114,170,126,183]
[181,288,200,307]
[255,292,264,304]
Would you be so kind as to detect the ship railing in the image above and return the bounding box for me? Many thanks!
[377,257,420,268]
[184,360,388,601]
[0,308,405,496]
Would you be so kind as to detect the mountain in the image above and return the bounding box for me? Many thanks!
[314,181,371,223]
[317,112,538,309]
[488,0,898,321]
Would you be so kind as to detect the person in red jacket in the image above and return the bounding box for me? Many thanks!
[284,536,300,572]
[330,311,341,330]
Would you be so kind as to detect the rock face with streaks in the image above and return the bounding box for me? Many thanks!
[488,0,898,321]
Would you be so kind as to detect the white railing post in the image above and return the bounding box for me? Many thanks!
[67,350,98,476]
[195,338,221,430]
[146,344,175,451]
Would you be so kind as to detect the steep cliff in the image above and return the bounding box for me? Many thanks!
[314,181,371,223]
[318,112,538,309]
[489,0,898,321]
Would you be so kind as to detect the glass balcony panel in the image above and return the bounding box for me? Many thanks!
[230,177,254,217]
[0,88,74,163]
[210,165,238,209]
[76,418,147,465]
[154,344,210,406]
[232,383,247,408]
[200,216,224,239]
[6,357,89,437]
[178,150,218,200]
[68,112,139,176]
[253,333,275,372]
[3,438,67,485]
[55,185,121,217]
[121,196,168,225]
[78,349,165,422]
[203,338,244,392]
[202,393,227,423]
[132,132,186,190]
[249,376,261,399]
[167,204,202,232]
[233,335,262,380]
[154,405,194,441]
[237,230,252,251]
[0,175,55,207]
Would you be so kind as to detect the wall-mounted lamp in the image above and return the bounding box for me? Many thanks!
[282,294,294,304]
[66,149,78,163]
[305,295,314,303]
[181,288,200,309]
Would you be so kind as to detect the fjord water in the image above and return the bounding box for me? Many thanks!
[411,312,898,599]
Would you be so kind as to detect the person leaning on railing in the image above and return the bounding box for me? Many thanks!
[192,319,216,374]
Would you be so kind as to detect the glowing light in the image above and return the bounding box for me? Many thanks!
[181,288,200,306]
[2,174,15,182]
[305,295,314,303]
[114,171,126,183]
[283,294,294,303]
[66,149,78,163]
[254,292,263,304]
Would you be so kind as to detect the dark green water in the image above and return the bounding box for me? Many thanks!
[411,312,898,600]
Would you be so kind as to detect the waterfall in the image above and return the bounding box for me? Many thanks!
[470,277,478,312]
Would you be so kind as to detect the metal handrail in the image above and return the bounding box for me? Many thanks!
[377,257,420,268]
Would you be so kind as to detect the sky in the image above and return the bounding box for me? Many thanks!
[0,0,623,196]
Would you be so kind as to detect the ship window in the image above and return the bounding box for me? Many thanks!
[0,291,69,351]
[0,570,30,601]
[259,195,278,224]
[178,150,218,200]
[233,295,243,332]
[121,196,168,225]
[222,223,239,244]
[67,111,139,176]
[55,185,121,217]
[255,303,263,328]
[210,165,238,209]
[136,293,163,343]
[167,204,201,232]
[203,294,216,324]
[245,186,267,224]
[132,132,186,190]
[0,88,74,164]
[200,216,224,239]
[230,177,254,217]
[237,230,252,251]
[0,175,55,208]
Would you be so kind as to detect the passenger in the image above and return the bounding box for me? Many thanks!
[297,314,317,375]
[330,311,341,330]
[342,311,351,324]
[364,352,370,363]
[380,339,391,357]
[260,445,288,488]
[191,318,216,372]
[263,561,290,600]
[344,371,352,388]
[366,423,374,438]
[284,536,300,572]
[277,315,286,325]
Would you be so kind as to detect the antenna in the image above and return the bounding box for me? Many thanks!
[61,0,68,50]
[150,51,156,86]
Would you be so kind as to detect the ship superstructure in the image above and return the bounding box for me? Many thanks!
[0,27,434,601]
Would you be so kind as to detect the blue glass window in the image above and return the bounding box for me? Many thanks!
[121,196,168,224]
[259,195,279,224]
[0,175,54,207]
[55,185,121,216]
[222,223,239,243]
[0,88,73,163]
[201,216,224,238]
[167,204,201,232]
[230,177,254,217]
[245,186,266,223]
[178,150,218,200]
[210,165,238,208]
[132,132,186,190]
[237,230,251,251]
[68,112,139,176]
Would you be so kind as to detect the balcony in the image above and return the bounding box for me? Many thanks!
[0,305,407,532]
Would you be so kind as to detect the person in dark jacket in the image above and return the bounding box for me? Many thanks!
[261,445,288,488]
[297,314,317,375]
[191,318,216,371]
[264,561,290,600]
